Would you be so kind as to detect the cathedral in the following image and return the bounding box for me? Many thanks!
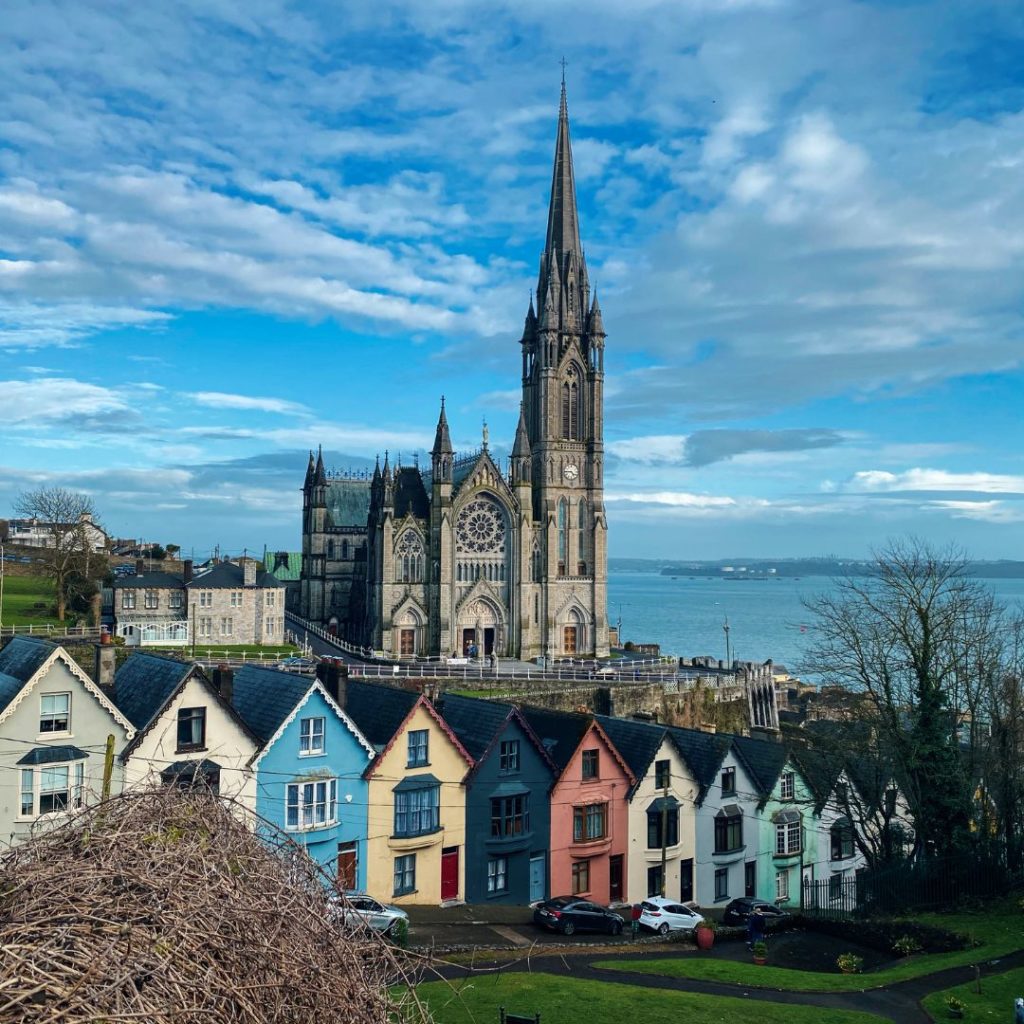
[298,83,609,660]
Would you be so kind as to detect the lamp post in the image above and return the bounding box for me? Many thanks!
[0,539,5,632]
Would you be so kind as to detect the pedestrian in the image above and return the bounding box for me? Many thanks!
[630,903,642,939]
[749,906,766,948]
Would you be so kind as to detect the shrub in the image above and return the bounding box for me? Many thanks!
[892,935,923,957]
[945,996,965,1011]
[836,952,863,973]
[792,914,969,955]
[392,918,409,948]
[752,940,768,958]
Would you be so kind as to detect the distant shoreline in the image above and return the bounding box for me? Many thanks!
[608,557,1024,580]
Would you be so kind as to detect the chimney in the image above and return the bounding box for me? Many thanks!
[243,559,256,587]
[136,558,145,576]
[93,643,116,692]
[316,659,346,711]
[183,559,193,584]
[213,664,234,704]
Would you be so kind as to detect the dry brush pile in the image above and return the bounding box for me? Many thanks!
[0,789,422,1023]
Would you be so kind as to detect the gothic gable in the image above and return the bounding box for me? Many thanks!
[451,450,514,504]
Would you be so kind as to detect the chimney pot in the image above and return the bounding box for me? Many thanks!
[93,643,116,691]
[243,559,256,587]
[183,559,193,584]
[315,659,346,710]
[214,663,234,704]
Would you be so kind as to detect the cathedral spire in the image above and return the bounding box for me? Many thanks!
[431,395,453,456]
[304,450,315,490]
[512,403,531,458]
[544,77,583,264]
[314,445,327,485]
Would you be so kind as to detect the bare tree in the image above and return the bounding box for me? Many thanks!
[803,538,1006,860]
[13,486,102,621]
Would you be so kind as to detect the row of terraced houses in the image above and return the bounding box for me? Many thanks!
[0,635,912,909]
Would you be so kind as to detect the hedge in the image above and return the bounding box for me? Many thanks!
[790,914,970,955]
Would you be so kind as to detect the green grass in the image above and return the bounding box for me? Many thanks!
[922,965,1024,1021]
[595,902,1024,993]
[0,574,61,627]
[407,973,887,1024]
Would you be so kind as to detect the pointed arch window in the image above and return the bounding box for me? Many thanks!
[396,531,424,583]
[531,539,543,583]
[557,499,567,577]
[561,366,581,440]
[577,498,588,575]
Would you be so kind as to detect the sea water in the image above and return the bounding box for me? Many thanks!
[607,570,1024,673]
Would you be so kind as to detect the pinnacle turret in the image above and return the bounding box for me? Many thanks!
[588,292,606,339]
[303,450,315,489]
[431,396,453,456]
[314,445,327,486]
[512,404,531,458]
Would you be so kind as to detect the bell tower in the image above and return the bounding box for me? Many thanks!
[520,78,608,658]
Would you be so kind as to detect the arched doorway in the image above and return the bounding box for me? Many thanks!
[457,598,503,658]
[393,605,423,658]
[562,606,585,656]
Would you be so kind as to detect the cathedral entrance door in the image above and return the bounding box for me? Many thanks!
[399,629,415,657]
[563,626,578,655]
[483,628,495,656]
[462,629,476,656]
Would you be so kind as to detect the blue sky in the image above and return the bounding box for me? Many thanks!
[1,0,1023,561]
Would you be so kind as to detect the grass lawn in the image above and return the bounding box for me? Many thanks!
[0,575,61,627]
[595,901,1024,993]
[407,972,887,1024]
[922,965,1024,1021]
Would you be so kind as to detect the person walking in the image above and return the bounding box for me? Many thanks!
[749,906,766,949]
[630,903,642,939]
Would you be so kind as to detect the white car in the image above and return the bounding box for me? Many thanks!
[336,893,409,937]
[638,896,704,936]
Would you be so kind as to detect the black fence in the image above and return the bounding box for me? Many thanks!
[803,852,1022,918]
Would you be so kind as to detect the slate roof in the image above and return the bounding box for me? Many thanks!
[435,693,513,762]
[0,636,57,713]
[114,571,184,590]
[114,653,194,730]
[732,734,788,801]
[326,479,371,529]
[17,744,89,765]
[229,663,320,745]
[393,467,430,520]
[666,726,732,799]
[519,705,593,772]
[343,680,420,750]
[789,744,843,809]
[595,715,666,794]
[185,561,281,590]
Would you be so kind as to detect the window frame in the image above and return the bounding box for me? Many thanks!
[176,706,207,752]
[394,785,440,838]
[776,869,790,901]
[654,759,670,789]
[581,748,599,780]
[299,716,326,756]
[775,817,801,856]
[39,692,71,734]
[721,766,736,795]
[830,821,855,860]
[122,589,136,610]
[646,805,679,849]
[498,739,520,774]
[571,858,590,895]
[486,856,509,894]
[714,867,729,901]
[780,771,795,801]
[572,801,607,843]
[393,854,416,896]
[19,761,85,819]
[285,778,338,830]
[714,810,743,854]
[407,729,429,768]
[490,794,529,838]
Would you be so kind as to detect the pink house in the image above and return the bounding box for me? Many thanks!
[523,708,634,903]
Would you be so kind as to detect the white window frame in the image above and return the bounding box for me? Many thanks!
[198,616,212,637]
[18,762,85,819]
[775,819,801,855]
[394,854,416,895]
[266,591,276,607]
[230,591,242,608]
[487,856,509,893]
[39,692,71,735]
[285,778,338,830]
[199,591,212,608]
[144,589,159,610]
[220,616,233,637]
[299,716,326,756]
[780,771,795,801]
[168,591,183,610]
[122,590,136,610]
[776,869,790,901]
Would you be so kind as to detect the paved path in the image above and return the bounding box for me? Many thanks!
[424,945,1024,1024]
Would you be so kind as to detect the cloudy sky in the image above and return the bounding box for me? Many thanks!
[2,0,1023,561]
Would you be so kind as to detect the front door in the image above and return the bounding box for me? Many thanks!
[744,860,757,898]
[609,854,624,903]
[483,627,495,655]
[680,858,694,903]
[441,846,459,902]
[563,625,577,654]
[529,854,546,903]
[462,629,476,656]
[399,629,415,656]
[337,841,357,892]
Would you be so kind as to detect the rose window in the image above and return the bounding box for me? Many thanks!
[456,498,506,554]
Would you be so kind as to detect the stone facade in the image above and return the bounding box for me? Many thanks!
[186,560,285,646]
[299,83,609,660]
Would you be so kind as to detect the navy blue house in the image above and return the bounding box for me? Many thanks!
[436,694,555,905]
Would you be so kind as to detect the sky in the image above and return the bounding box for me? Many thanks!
[1,0,1023,562]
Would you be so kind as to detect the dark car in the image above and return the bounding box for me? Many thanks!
[532,896,624,937]
[721,898,793,927]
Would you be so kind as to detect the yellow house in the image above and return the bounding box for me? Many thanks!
[346,681,473,905]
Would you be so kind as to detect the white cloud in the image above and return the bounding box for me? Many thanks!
[844,468,1024,495]
[188,391,310,416]
[0,377,134,425]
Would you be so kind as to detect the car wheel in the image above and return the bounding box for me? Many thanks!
[562,921,576,936]
[658,922,670,936]
[610,919,623,936]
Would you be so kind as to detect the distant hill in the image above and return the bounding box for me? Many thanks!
[608,557,1024,579]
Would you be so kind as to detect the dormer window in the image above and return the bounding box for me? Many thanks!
[582,748,599,780]
[780,771,795,801]
[721,766,736,795]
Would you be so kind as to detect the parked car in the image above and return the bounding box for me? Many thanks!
[533,896,624,937]
[334,893,409,937]
[638,896,704,935]
[721,898,793,927]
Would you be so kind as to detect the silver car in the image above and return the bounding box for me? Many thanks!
[336,893,409,937]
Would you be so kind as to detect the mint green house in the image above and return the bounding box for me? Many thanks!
[736,737,818,909]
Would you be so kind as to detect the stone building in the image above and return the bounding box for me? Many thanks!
[299,82,609,661]
[113,568,188,647]
[185,560,285,646]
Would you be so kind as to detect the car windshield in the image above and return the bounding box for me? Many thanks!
[546,897,573,908]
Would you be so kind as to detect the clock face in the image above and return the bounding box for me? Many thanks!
[563,463,579,481]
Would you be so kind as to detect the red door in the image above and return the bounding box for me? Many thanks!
[441,846,459,902]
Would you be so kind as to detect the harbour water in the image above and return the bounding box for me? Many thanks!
[607,570,1024,673]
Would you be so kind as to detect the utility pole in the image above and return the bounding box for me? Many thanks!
[723,616,731,669]
[101,734,115,800]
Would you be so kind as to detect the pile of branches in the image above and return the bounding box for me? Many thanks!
[0,788,418,1023]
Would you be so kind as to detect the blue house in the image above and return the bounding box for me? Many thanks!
[230,664,375,891]
[436,693,555,905]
